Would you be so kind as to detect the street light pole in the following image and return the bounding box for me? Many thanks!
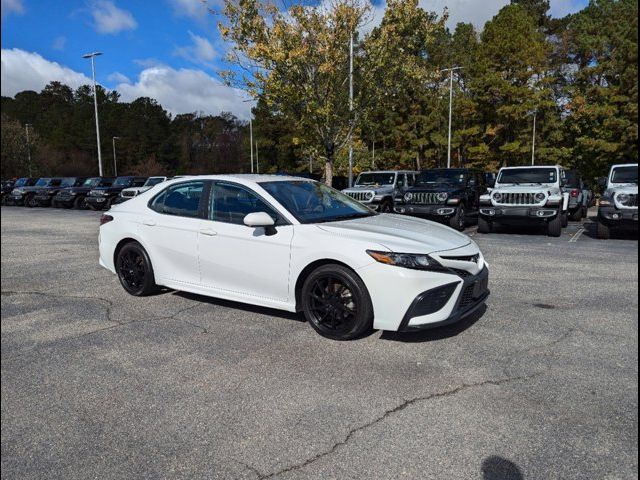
[348,32,354,187]
[249,117,254,173]
[82,52,104,176]
[441,66,462,169]
[112,137,120,176]
[531,111,537,166]
[25,123,33,176]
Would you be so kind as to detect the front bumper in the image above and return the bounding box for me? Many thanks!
[85,196,110,208]
[33,194,54,206]
[598,206,638,226]
[394,204,456,218]
[5,194,26,206]
[479,205,558,222]
[53,194,75,206]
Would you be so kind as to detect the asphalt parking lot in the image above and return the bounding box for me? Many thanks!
[1,206,638,480]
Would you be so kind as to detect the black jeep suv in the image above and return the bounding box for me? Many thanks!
[394,168,488,231]
[6,177,65,207]
[53,177,116,209]
[33,177,88,207]
[85,176,147,210]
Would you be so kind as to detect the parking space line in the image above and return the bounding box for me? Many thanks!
[569,227,586,243]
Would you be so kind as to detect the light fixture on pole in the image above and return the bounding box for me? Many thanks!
[25,123,33,176]
[112,136,120,176]
[440,66,463,169]
[82,52,104,176]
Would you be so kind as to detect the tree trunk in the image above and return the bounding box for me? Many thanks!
[324,143,334,187]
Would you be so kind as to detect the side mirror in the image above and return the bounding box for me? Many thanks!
[244,211,277,235]
[597,177,607,188]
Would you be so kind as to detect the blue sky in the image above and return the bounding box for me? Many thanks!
[1,0,588,118]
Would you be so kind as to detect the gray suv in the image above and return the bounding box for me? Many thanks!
[342,171,417,212]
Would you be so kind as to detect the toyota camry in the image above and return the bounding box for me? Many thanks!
[98,175,489,340]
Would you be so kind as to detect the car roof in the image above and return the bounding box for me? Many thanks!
[358,170,416,174]
[611,163,638,168]
[500,165,563,169]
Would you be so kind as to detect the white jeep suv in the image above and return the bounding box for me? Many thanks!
[596,163,638,239]
[478,165,570,237]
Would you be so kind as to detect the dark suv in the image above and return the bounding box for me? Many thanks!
[3,178,37,205]
[394,168,488,231]
[33,177,88,207]
[7,177,65,207]
[54,177,116,209]
[85,176,147,210]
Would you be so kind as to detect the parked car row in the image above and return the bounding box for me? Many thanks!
[342,164,636,238]
[1,175,176,210]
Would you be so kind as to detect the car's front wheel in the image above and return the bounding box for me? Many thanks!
[449,205,466,231]
[596,220,611,240]
[547,214,562,237]
[301,264,373,340]
[115,242,158,296]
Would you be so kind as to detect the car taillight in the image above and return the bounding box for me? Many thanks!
[100,214,114,226]
[571,189,579,197]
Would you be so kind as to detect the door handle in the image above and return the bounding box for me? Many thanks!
[199,228,217,236]
[143,220,156,226]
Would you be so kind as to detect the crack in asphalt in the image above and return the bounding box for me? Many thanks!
[252,372,543,480]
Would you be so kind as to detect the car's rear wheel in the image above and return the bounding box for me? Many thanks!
[570,208,583,222]
[478,216,492,234]
[115,242,158,296]
[301,264,373,340]
[25,195,37,208]
[561,211,569,228]
[596,220,611,240]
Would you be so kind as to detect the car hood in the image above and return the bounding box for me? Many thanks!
[406,185,463,194]
[61,186,92,194]
[343,184,394,194]
[493,184,559,194]
[316,213,471,254]
[606,184,638,195]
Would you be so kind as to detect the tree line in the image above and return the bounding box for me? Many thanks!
[1,0,637,185]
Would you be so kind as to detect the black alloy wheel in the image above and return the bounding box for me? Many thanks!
[449,205,466,231]
[301,265,373,340]
[116,242,158,296]
[73,196,87,209]
[25,195,37,208]
[380,200,393,213]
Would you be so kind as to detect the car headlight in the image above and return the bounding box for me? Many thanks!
[367,250,442,270]
[437,192,448,202]
[616,193,629,204]
[492,192,503,202]
[535,192,546,202]
[404,192,413,202]
[366,191,374,200]
[69,191,77,195]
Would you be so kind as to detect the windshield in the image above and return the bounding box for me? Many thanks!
[260,181,376,224]
[61,177,78,187]
[83,177,101,187]
[498,168,557,185]
[611,166,638,184]
[355,173,395,187]
[144,177,165,187]
[113,177,132,187]
[417,170,466,185]
[35,178,51,187]
[14,178,29,187]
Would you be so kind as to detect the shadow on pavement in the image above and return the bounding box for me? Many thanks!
[379,304,487,343]
[481,456,525,480]
[582,219,639,240]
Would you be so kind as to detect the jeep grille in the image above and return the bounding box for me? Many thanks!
[497,193,538,206]
[345,191,373,203]
[409,192,442,205]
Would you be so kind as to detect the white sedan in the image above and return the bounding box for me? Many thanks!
[98,175,489,340]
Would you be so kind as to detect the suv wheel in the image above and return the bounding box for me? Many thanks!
[478,216,492,234]
[561,211,569,228]
[379,199,393,213]
[596,220,611,240]
[25,195,37,208]
[301,264,373,340]
[73,196,87,209]
[449,205,466,231]
[570,208,583,222]
[116,242,158,296]
[547,214,562,237]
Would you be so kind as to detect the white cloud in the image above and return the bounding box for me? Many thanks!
[52,36,66,51]
[107,71,131,84]
[174,31,217,65]
[115,66,253,119]
[90,0,137,34]
[1,0,24,19]
[168,0,217,19]
[1,48,92,96]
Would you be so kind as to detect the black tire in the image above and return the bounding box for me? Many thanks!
[596,220,611,240]
[478,216,492,234]
[51,200,59,208]
[448,205,466,231]
[570,208,583,222]
[379,199,393,213]
[25,195,37,208]
[547,214,562,237]
[115,242,158,296]
[301,264,373,340]
[105,197,113,210]
[73,196,87,210]
[561,211,569,228]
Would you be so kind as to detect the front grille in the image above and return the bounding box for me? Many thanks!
[459,284,477,309]
[409,192,442,205]
[345,191,373,202]
[121,190,136,198]
[452,269,473,278]
[498,193,538,205]
[441,254,479,263]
